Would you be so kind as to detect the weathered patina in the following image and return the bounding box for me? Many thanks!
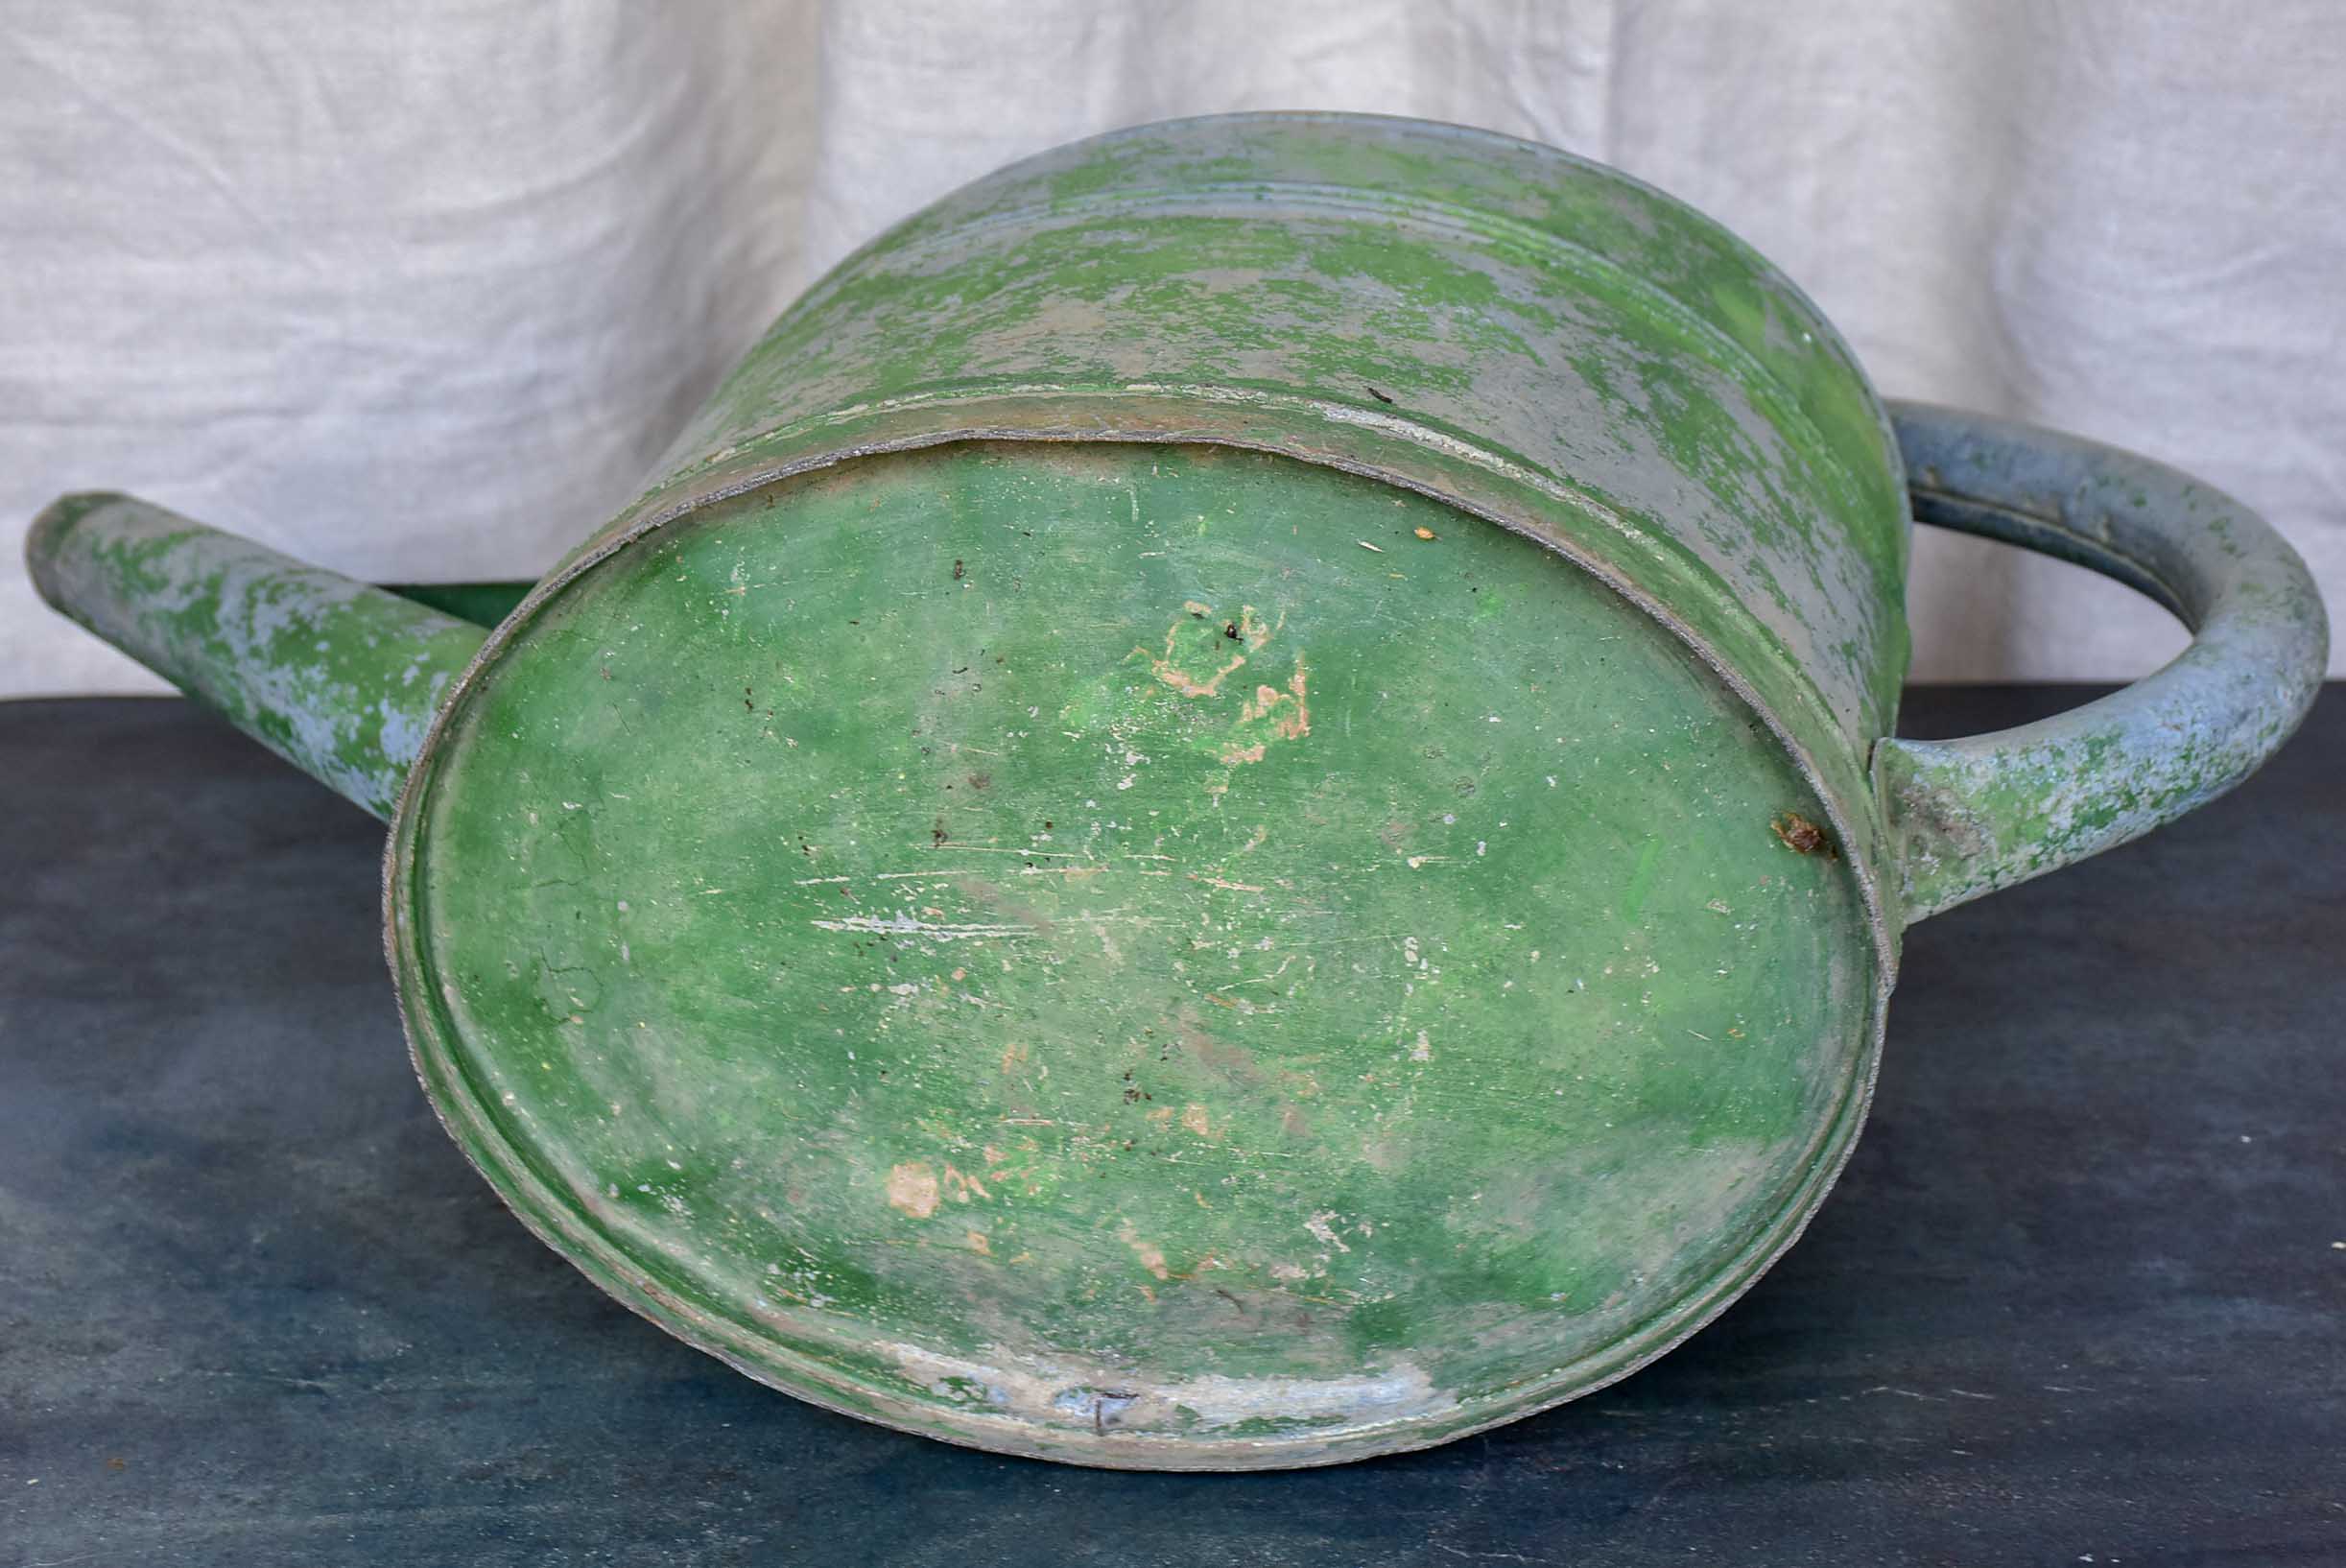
[26,494,486,820]
[24,112,2326,1469]
[1877,404,2328,919]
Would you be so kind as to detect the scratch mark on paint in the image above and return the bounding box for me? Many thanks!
[812,915,1033,939]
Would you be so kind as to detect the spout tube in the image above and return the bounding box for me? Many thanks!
[26,493,490,820]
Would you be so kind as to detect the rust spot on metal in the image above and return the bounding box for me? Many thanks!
[1771,811,1837,858]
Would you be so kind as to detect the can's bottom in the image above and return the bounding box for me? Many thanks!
[390,441,1880,1466]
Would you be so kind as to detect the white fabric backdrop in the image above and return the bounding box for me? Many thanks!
[5,0,2340,695]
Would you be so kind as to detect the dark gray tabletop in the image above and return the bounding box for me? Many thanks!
[4,689,2340,1567]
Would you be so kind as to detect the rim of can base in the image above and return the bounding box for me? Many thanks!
[379,426,1896,1469]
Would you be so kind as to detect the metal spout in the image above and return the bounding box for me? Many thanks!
[25,494,490,819]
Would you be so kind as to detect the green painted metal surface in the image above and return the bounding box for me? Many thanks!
[23,113,2326,1468]
[394,443,1875,1465]
[585,114,1914,932]
[1876,405,2328,919]
[25,494,486,820]
[389,580,536,630]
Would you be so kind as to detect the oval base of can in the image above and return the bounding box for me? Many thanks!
[390,441,1881,1467]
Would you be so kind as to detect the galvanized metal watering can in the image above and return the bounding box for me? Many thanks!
[28,114,2325,1469]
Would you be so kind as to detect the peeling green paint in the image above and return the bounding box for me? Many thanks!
[396,444,1876,1466]
[1875,405,2327,919]
[26,494,486,820]
[24,114,2325,1470]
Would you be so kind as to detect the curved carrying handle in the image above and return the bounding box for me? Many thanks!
[1876,402,2327,925]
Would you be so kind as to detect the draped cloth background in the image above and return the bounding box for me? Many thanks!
[5,0,2339,694]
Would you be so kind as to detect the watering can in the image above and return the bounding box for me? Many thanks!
[26,113,2325,1470]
